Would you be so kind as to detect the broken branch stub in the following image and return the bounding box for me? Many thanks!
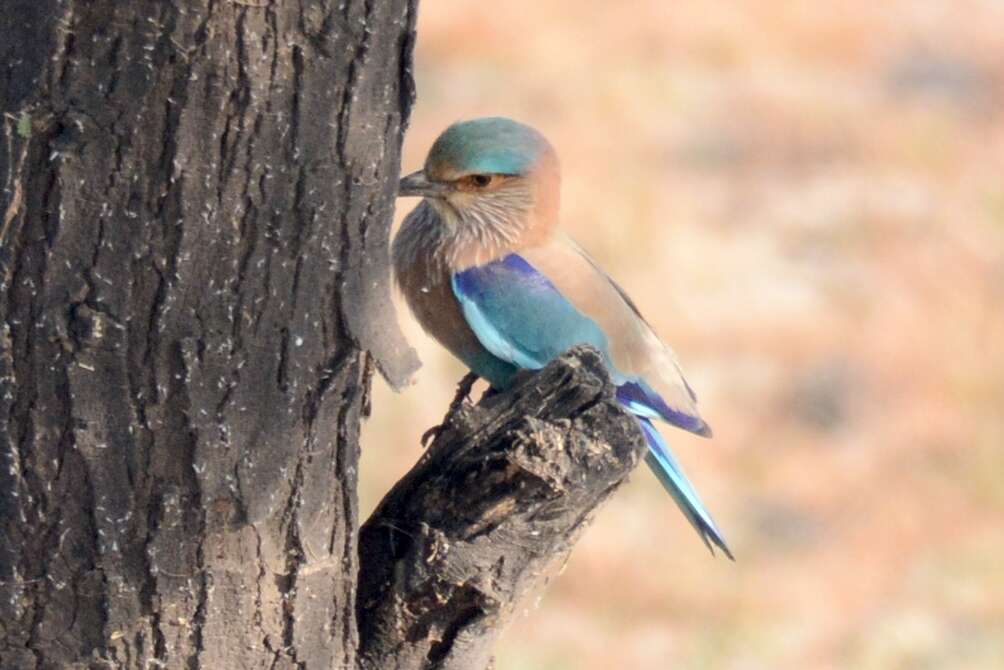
[357,345,648,670]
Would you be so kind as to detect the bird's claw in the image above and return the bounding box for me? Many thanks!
[420,424,442,448]
[420,372,480,449]
[449,372,479,412]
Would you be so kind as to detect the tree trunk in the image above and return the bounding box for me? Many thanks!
[0,1,419,667]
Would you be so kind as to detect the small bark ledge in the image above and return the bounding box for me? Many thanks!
[357,345,648,670]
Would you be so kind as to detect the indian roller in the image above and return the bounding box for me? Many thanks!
[393,117,732,559]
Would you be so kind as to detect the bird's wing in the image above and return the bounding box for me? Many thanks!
[451,239,710,437]
[518,235,710,436]
[451,246,730,555]
[451,253,612,371]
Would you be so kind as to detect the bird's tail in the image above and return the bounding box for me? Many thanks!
[637,417,734,560]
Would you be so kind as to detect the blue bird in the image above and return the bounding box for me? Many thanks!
[394,117,732,559]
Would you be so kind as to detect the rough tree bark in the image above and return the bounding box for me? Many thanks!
[1,1,419,668]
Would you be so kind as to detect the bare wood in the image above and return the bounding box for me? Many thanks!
[357,346,648,670]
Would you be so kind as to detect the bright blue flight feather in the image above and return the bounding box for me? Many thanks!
[638,418,733,559]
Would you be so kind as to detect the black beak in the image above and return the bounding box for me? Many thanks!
[397,170,449,198]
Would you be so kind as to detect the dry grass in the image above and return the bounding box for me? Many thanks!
[360,2,1004,668]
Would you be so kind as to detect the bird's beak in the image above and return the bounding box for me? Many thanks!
[397,170,449,198]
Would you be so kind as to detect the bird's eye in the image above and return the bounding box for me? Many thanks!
[457,174,495,190]
[456,174,502,191]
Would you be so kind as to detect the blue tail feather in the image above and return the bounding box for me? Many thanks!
[637,418,734,560]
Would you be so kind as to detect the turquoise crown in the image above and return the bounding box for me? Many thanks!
[426,117,548,177]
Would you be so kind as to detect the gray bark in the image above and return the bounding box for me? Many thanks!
[0,1,419,668]
[357,346,647,670]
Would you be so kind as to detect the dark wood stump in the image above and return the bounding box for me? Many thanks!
[358,346,648,670]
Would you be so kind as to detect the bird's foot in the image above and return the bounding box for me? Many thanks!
[420,372,479,448]
[448,371,479,412]
[420,424,442,448]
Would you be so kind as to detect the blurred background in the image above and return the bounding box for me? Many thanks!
[361,2,1004,668]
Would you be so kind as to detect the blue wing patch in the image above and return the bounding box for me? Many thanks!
[452,254,614,377]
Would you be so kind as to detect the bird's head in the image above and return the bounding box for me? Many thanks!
[398,117,560,246]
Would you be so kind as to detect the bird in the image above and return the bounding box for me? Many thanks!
[393,117,732,559]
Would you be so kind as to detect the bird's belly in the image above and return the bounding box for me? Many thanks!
[403,275,518,388]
